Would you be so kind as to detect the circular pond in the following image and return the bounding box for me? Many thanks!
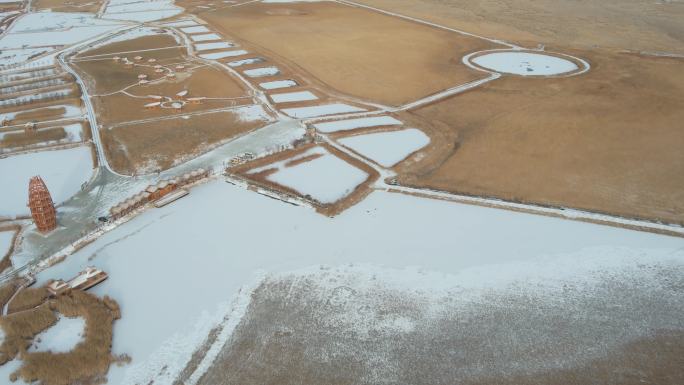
[471,51,580,76]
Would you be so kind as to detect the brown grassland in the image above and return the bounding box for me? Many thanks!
[339,0,684,225]
[397,54,684,225]
[100,109,268,175]
[1,127,67,148]
[73,32,257,174]
[200,1,499,106]
[7,287,50,314]
[33,0,104,13]
[0,290,122,385]
[75,34,183,60]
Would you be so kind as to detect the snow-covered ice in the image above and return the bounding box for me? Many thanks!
[0,231,13,256]
[259,79,297,89]
[314,116,403,133]
[266,148,368,203]
[227,57,263,67]
[199,50,248,59]
[269,91,318,103]
[243,66,280,78]
[472,51,579,76]
[338,128,430,167]
[180,25,211,34]
[194,41,234,51]
[233,104,272,122]
[103,9,182,23]
[0,146,94,216]
[29,316,85,353]
[281,103,366,118]
[33,179,684,385]
[189,33,222,42]
[0,360,29,385]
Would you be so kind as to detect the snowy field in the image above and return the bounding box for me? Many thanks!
[199,50,248,60]
[281,103,366,118]
[190,33,222,42]
[338,128,430,167]
[0,146,94,217]
[194,42,234,51]
[0,12,126,51]
[31,180,684,385]
[227,57,264,67]
[259,79,297,89]
[28,316,85,353]
[180,26,210,34]
[265,148,368,203]
[314,115,403,133]
[269,91,318,103]
[243,66,280,78]
[0,231,13,257]
[472,51,579,76]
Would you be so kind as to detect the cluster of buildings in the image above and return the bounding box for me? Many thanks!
[109,168,209,220]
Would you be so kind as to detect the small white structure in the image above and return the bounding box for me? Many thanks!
[176,90,188,98]
[134,56,143,61]
[138,74,148,80]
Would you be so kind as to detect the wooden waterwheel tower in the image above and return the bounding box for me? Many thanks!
[28,176,57,233]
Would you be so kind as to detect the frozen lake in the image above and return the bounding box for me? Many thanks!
[472,51,579,76]
[32,180,684,385]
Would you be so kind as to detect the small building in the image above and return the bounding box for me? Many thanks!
[154,64,163,69]
[113,56,121,61]
[175,65,186,72]
[144,101,161,109]
[148,95,163,101]
[155,68,164,73]
[139,79,150,85]
[68,267,108,291]
[148,58,157,63]
[134,56,143,61]
[138,74,148,80]
[166,72,176,79]
[176,90,188,99]
[47,279,70,296]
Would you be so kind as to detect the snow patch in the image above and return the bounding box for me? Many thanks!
[338,128,430,167]
[314,116,403,133]
[281,103,366,118]
[29,316,85,353]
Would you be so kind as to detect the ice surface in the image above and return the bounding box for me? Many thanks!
[189,33,222,42]
[103,9,182,23]
[194,41,234,51]
[33,180,684,385]
[0,231,13,256]
[269,91,318,103]
[227,57,264,67]
[180,25,210,34]
[472,51,578,76]
[338,128,430,167]
[266,148,368,203]
[0,360,29,385]
[0,146,94,216]
[259,79,297,89]
[243,66,280,77]
[281,103,366,118]
[199,50,248,59]
[29,316,85,353]
[314,116,402,133]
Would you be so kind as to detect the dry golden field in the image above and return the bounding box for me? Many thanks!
[100,109,267,175]
[201,1,498,106]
